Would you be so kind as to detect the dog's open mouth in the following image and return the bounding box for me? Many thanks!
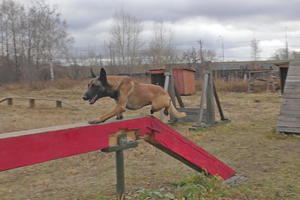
[89,94,98,104]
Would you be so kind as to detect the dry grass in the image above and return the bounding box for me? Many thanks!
[1,78,80,91]
[0,79,299,200]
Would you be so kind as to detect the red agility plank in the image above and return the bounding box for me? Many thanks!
[0,116,235,180]
[145,118,236,180]
[0,117,151,171]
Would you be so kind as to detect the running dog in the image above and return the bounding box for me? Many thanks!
[82,68,186,124]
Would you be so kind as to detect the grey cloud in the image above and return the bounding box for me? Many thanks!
[54,0,300,31]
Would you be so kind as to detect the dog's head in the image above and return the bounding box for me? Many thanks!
[82,68,109,104]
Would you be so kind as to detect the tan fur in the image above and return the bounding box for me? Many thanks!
[90,76,186,123]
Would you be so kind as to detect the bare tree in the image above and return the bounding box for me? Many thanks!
[0,0,73,82]
[202,49,217,61]
[182,47,198,64]
[272,48,297,60]
[181,46,216,64]
[148,21,177,65]
[108,10,143,73]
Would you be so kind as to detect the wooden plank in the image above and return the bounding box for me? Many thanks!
[0,98,8,103]
[278,114,300,119]
[284,87,300,92]
[277,62,300,133]
[0,116,236,180]
[0,117,151,171]
[280,106,300,113]
[282,93,300,99]
[277,126,300,133]
[148,118,236,180]
[282,98,300,104]
[279,116,300,123]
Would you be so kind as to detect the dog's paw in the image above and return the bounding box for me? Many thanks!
[88,120,104,124]
[116,115,123,120]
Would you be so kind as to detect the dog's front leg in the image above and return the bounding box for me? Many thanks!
[116,113,123,120]
[88,104,126,124]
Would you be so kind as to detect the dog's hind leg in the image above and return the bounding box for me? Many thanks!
[150,96,170,115]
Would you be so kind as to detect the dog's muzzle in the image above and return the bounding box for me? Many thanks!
[82,95,89,100]
[82,94,98,104]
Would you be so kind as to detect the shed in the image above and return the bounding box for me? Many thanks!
[148,68,196,95]
[173,68,196,95]
[147,69,166,87]
[277,58,300,134]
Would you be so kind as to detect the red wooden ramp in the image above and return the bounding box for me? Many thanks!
[0,116,236,180]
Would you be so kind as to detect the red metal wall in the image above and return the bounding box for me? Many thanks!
[173,69,196,95]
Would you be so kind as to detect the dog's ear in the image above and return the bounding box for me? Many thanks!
[99,68,108,86]
[90,68,96,78]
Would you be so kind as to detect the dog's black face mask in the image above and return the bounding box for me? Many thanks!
[82,68,109,104]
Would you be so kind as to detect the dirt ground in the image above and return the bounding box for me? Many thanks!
[0,80,299,200]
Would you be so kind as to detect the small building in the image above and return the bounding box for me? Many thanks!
[148,68,196,96]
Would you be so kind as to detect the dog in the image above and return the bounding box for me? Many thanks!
[82,68,186,124]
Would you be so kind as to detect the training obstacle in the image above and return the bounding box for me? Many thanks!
[0,96,82,110]
[0,116,236,198]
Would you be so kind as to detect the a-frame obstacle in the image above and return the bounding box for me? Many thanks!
[162,64,229,127]
[0,116,236,199]
[277,57,300,134]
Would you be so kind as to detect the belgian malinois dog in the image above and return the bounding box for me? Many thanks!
[82,68,186,124]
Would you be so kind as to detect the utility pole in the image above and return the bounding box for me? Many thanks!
[285,27,289,60]
[219,35,225,61]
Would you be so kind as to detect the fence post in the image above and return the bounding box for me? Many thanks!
[7,98,13,106]
[56,100,62,108]
[29,99,35,108]
[206,63,215,125]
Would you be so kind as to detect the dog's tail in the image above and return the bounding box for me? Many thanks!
[169,101,186,118]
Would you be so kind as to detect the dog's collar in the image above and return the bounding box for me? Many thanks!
[108,90,119,100]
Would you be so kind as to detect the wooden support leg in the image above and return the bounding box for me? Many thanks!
[160,72,170,121]
[56,100,62,108]
[29,99,35,108]
[102,130,138,200]
[206,73,215,125]
[7,98,13,106]
[116,136,125,200]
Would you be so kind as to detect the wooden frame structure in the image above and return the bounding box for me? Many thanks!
[162,64,229,127]
[277,57,300,134]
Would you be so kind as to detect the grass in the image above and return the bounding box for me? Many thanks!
[0,79,299,200]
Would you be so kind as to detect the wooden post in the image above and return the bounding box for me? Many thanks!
[7,98,13,106]
[29,99,35,108]
[168,69,177,108]
[160,72,170,120]
[213,82,227,121]
[116,135,125,200]
[174,85,185,108]
[56,100,62,108]
[206,63,215,125]
[166,71,177,121]
[198,73,209,124]
[102,131,138,200]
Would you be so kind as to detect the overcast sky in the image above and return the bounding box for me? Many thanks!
[26,0,300,61]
